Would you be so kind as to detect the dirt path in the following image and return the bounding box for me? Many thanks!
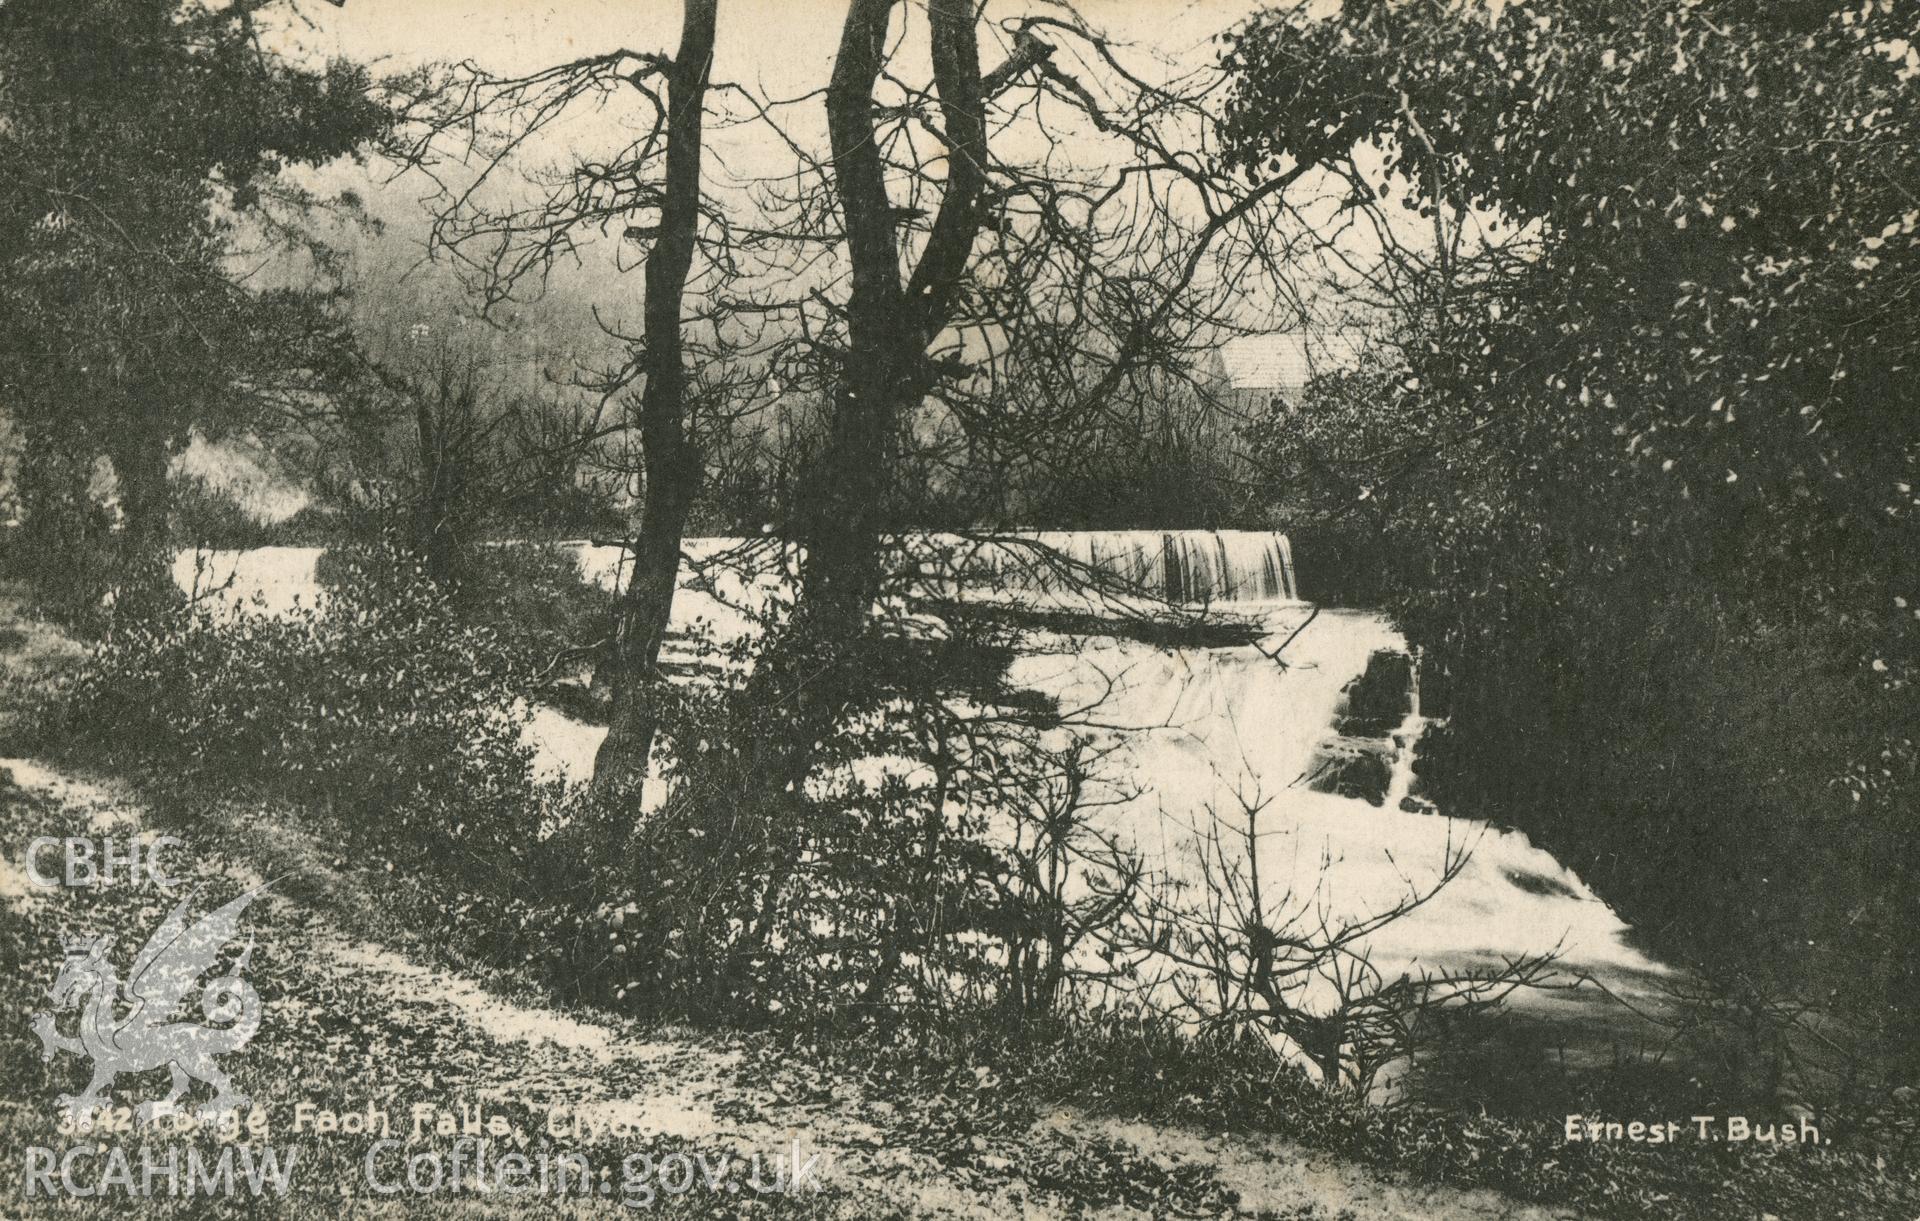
[2,757,1586,1219]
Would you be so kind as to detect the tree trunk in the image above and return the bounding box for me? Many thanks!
[590,0,720,795]
[691,1,1051,1004]
[413,398,463,586]
[795,0,1045,628]
[738,0,1045,784]
[105,409,175,612]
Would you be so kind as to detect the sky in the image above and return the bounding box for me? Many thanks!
[264,0,1346,316]
[272,0,1282,198]
[254,0,1435,385]
[283,0,1266,85]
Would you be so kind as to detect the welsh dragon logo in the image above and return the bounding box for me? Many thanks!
[30,885,266,1122]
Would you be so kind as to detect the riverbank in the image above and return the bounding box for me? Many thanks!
[3,578,1913,1219]
[2,756,1613,1220]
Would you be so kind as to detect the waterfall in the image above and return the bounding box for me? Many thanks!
[575,530,1299,609]
[175,535,1677,1074]
[923,529,1299,605]
[1380,647,1426,812]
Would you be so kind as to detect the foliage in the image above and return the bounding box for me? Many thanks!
[0,447,120,630]
[21,532,1126,1033]
[1012,416,1248,530]
[430,579,1129,1028]
[167,472,339,551]
[31,539,541,886]
[589,619,1074,1022]
[296,273,624,584]
[317,537,612,678]
[0,0,390,604]
[831,1005,1920,1221]
[1227,0,1920,1088]
[459,543,615,670]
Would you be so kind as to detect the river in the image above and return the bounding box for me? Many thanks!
[172,532,1679,1096]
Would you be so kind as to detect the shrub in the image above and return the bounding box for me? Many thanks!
[317,537,612,676]
[167,472,281,551]
[168,473,346,551]
[450,542,613,674]
[461,604,1125,1029]
[35,539,544,885]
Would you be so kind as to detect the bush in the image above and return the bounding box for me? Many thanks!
[449,602,1124,1029]
[169,472,345,551]
[318,537,611,676]
[34,539,544,885]
[26,534,669,1008]
[167,472,280,551]
[569,626,1009,1023]
[452,542,613,673]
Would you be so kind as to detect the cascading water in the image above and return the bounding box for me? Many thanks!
[1379,650,1425,812]
[177,530,1674,1082]
[921,529,1297,604]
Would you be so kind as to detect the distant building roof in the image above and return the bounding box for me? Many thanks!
[1215,331,1370,398]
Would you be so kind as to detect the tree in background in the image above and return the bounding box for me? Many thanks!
[0,0,390,617]
[745,0,1374,649]
[1225,0,1920,1089]
[314,273,619,585]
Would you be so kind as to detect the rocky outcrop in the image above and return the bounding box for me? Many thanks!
[1331,648,1413,738]
[1308,737,1395,804]
[1308,649,1415,807]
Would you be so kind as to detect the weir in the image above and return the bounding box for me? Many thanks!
[918,529,1298,605]
[175,530,1674,1085]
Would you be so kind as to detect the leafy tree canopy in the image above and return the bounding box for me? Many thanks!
[1226,0,1917,605]
[1225,0,1920,1054]
[0,0,391,605]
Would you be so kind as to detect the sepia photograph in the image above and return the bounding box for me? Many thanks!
[0,0,1914,1216]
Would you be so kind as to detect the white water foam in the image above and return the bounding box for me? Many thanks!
[174,537,1674,1066]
